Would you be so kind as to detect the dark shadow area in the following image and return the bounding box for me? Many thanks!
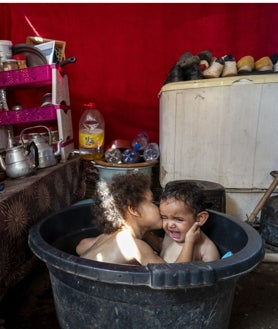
[0,261,277,329]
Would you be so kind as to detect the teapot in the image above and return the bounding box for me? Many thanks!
[0,142,39,178]
[20,125,62,169]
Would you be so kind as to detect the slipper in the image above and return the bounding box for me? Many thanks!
[163,64,185,85]
[237,56,254,74]
[203,57,224,78]
[177,52,200,69]
[222,54,237,77]
[270,53,278,72]
[197,50,212,71]
[183,63,203,80]
[255,56,273,73]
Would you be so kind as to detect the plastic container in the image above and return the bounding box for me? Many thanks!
[143,142,160,162]
[132,131,149,151]
[2,59,18,71]
[104,147,122,164]
[28,202,264,329]
[78,102,105,161]
[0,40,12,61]
[93,159,156,183]
[121,148,140,163]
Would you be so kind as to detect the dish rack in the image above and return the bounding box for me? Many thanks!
[0,64,74,161]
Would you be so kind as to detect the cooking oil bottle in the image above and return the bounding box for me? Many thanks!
[78,102,105,160]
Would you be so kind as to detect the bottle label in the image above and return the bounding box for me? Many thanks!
[79,129,104,149]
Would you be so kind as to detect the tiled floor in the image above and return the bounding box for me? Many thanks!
[0,260,277,329]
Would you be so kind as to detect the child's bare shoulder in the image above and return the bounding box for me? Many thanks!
[199,232,220,261]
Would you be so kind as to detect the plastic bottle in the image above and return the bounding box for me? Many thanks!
[131,131,149,152]
[79,102,105,160]
[121,148,140,164]
[105,147,122,164]
[143,142,160,162]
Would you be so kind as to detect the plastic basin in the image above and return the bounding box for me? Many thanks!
[28,203,264,329]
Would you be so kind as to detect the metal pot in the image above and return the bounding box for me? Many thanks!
[20,125,62,169]
[0,142,39,178]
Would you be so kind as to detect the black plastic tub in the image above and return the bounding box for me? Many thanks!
[28,203,264,329]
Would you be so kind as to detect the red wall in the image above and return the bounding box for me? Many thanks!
[1,3,278,148]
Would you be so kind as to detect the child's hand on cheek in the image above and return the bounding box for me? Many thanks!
[185,222,201,244]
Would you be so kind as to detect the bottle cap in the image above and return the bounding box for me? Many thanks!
[84,102,96,109]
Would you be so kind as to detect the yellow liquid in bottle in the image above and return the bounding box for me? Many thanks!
[79,128,104,160]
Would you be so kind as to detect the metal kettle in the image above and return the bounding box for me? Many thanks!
[20,125,62,169]
[0,142,39,178]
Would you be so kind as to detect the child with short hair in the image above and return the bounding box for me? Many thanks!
[159,181,220,262]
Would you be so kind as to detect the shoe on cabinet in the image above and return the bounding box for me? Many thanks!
[237,55,254,74]
[221,54,237,77]
[270,53,278,72]
[163,64,185,85]
[197,50,213,71]
[254,56,273,73]
[183,63,203,81]
[177,52,200,69]
[203,57,225,78]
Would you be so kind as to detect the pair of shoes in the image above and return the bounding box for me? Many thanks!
[177,51,204,80]
[237,56,254,74]
[177,51,203,81]
[237,55,273,75]
[222,54,237,77]
[203,57,225,78]
[255,56,273,73]
[163,51,204,85]
[202,53,237,79]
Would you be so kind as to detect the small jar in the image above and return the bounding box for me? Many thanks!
[3,59,18,71]
[12,54,27,69]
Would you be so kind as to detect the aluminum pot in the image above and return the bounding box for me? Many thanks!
[0,143,39,178]
[20,125,62,169]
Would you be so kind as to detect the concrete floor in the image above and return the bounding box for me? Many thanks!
[0,260,277,329]
[229,260,278,329]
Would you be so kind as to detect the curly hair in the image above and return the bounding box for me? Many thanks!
[93,171,151,234]
[160,181,208,217]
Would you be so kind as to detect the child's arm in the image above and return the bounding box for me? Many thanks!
[142,231,163,254]
[76,237,97,256]
[201,241,220,262]
[175,222,200,263]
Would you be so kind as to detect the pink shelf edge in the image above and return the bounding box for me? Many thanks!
[0,105,69,125]
[0,64,60,88]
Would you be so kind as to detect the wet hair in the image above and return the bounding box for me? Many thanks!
[160,181,208,217]
[93,171,152,233]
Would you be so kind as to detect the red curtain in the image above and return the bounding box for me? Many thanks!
[1,3,278,147]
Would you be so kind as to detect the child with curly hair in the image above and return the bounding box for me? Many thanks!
[76,172,200,265]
